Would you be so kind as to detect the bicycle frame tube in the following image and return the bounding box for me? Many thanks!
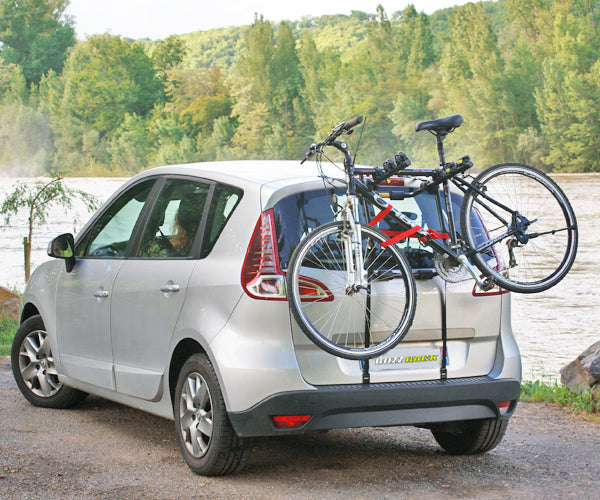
[352,177,490,289]
[330,139,497,288]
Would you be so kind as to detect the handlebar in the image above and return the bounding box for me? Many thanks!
[301,116,363,164]
[342,115,363,132]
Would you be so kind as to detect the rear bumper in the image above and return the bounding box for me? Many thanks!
[228,376,520,437]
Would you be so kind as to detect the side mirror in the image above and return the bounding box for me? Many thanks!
[48,233,76,272]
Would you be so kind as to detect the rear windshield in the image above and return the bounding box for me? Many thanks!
[273,187,466,272]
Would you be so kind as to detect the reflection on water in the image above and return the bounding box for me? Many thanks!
[1,174,598,380]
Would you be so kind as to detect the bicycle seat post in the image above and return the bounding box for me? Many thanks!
[436,134,447,168]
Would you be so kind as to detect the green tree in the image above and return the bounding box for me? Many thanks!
[1,174,97,281]
[390,6,439,165]
[438,3,517,165]
[230,16,274,157]
[535,1,600,171]
[0,0,75,87]
[151,35,187,73]
[60,34,164,137]
[176,67,233,138]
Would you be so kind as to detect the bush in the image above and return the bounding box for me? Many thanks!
[0,316,17,356]
[520,380,600,417]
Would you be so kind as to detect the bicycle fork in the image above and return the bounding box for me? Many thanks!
[342,196,367,295]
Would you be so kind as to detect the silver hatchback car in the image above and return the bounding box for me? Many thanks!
[12,161,521,476]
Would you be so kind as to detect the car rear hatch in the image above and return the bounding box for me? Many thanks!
[261,179,508,385]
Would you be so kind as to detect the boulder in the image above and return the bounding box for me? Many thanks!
[560,341,600,393]
[0,286,20,323]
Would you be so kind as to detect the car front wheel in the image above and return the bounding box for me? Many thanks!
[11,315,87,408]
[173,353,249,476]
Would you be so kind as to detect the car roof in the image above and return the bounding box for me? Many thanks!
[120,160,351,210]
[133,160,346,188]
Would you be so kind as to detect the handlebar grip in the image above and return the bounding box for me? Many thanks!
[343,116,363,131]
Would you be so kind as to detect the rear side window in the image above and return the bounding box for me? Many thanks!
[274,188,345,269]
[200,184,243,258]
[273,187,463,271]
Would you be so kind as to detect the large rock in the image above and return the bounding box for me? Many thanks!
[0,286,20,323]
[560,341,600,393]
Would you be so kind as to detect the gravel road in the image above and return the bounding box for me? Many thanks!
[1,355,598,499]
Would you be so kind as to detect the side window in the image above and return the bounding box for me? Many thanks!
[77,180,155,258]
[138,179,210,259]
[200,184,243,258]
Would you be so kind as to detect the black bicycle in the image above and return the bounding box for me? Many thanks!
[286,114,578,360]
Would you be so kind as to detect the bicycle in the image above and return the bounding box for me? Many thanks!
[286,114,578,360]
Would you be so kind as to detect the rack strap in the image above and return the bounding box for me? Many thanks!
[368,204,393,226]
[378,227,449,247]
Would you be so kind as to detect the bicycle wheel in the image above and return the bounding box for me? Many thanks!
[287,222,417,360]
[460,163,577,293]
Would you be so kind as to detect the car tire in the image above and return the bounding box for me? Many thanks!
[173,353,249,476]
[430,418,509,454]
[11,315,87,409]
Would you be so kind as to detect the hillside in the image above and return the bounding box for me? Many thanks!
[176,1,508,71]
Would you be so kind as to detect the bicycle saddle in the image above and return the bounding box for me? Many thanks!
[415,114,463,135]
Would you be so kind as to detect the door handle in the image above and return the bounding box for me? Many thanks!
[160,282,181,296]
[93,288,109,301]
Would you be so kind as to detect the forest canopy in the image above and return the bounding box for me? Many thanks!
[1,0,599,176]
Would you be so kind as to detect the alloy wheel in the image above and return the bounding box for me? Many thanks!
[179,372,214,458]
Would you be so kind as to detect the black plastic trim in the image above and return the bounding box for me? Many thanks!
[228,376,520,437]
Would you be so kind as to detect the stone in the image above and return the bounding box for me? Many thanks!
[560,341,600,393]
[0,286,20,323]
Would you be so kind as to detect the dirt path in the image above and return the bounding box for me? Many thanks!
[1,355,598,499]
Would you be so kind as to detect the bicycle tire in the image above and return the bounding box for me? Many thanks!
[460,163,577,293]
[286,222,417,360]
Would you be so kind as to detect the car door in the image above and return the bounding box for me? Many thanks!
[56,179,156,390]
[110,178,211,400]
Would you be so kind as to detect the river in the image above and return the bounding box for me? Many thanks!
[1,174,598,381]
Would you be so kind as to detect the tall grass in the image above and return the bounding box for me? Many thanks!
[0,316,17,356]
[521,380,600,420]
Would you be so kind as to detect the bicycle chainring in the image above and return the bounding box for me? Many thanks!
[434,254,471,283]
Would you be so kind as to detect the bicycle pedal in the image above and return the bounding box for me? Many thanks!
[480,279,495,292]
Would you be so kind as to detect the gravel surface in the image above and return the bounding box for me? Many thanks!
[1,355,598,499]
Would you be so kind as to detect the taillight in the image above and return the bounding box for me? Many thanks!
[242,209,287,300]
[498,401,512,415]
[242,209,333,301]
[271,415,311,429]
[296,275,334,302]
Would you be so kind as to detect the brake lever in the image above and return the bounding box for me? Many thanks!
[301,143,318,164]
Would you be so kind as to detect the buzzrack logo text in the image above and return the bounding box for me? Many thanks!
[374,354,439,365]
[362,347,449,371]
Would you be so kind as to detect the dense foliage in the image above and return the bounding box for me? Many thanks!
[1,0,600,176]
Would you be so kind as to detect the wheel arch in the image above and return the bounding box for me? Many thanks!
[168,338,206,405]
[20,302,40,324]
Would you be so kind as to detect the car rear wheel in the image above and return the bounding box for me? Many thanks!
[430,417,509,454]
[11,315,87,408]
[174,353,249,476]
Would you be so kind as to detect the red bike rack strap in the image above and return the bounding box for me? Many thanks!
[368,204,393,227]
[380,226,422,247]
[379,227,449,247]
